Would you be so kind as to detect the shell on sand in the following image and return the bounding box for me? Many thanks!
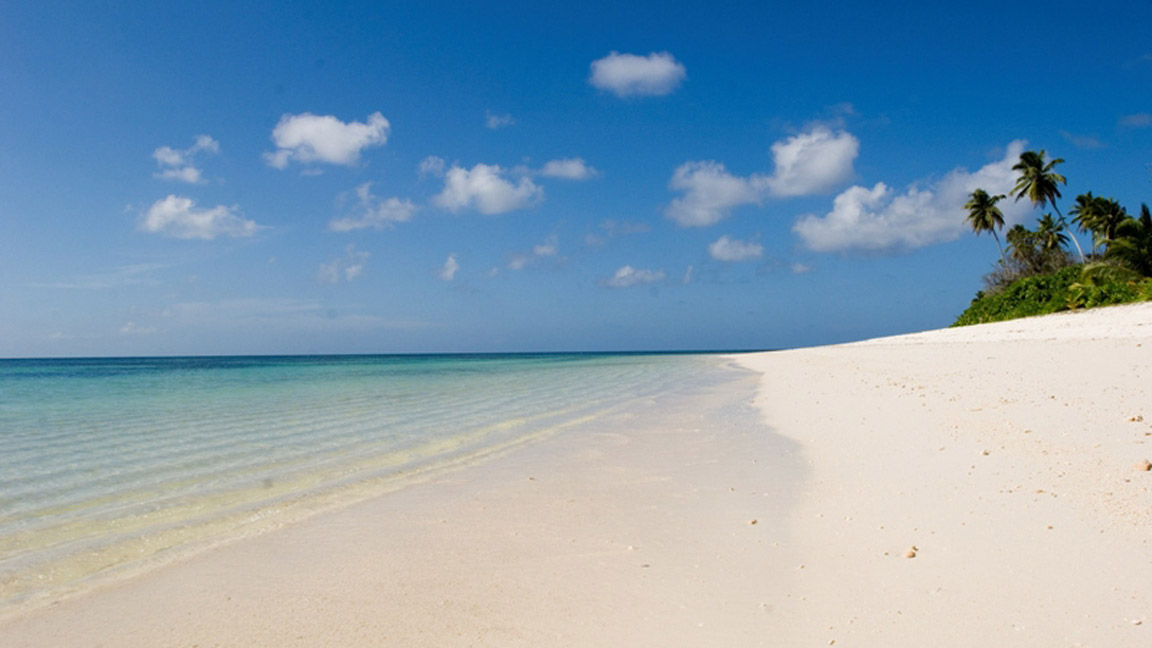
[904,546,918,558]
[1134,459,1152,471]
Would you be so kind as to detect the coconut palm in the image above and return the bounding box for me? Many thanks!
[1069,192,1101,250]
[1006,224,1042,274]
[1094,197,1129,250]
[1106,204,1152,277]
[1012,150,1085,262]
[1070,193,1129,254]
[964,188,1007,265]
[1035,213,1069,252]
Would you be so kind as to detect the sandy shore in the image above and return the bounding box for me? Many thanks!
[3,303,1151,646]
[736,301,1152,646]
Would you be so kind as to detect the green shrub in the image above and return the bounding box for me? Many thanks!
[954,266,1152,326]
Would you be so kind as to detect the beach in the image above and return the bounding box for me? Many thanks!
[3,303,1152,646]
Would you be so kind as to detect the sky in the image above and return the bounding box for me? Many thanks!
[1,1,1150,357]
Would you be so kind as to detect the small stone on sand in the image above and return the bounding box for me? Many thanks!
[749,519,758,525]
[904,546,918,558]
[1134,459,1151,471]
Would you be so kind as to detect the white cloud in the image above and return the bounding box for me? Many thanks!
[438,253,460,281]
[589,51,686,98]
[602,265,666,288]
[1120,113,1152,128]
[791,262,812,274]
[665,125,857,226]
[119,321,157,335]
[264,112,390,169]
[533,235,558,257]
[329,183,417,232]
[319,245,370,284]
[682,264,694,284]
[419,155,447,178]
[139,195,260,240]
[507,235,559,271]
[152,135,219,184]
[585,219,650,246]
[539,157,599,180]
[765,126,858,196]
[665,161,769,227]
[793,140,1032,253]
[485,111,515,129]
[155,166,204,183]
[1059,130,1105,150]
[31,263,165,290]
[432,163,543,214]
[708,235,763,262]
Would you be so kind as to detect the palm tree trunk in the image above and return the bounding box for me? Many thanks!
[993,230,1007,266]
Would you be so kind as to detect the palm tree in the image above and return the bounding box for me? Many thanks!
[1035,214,1069,252]
[964,188,1008,265]
[1069,192,1101,251]
[1012,150,1085,262]
[1106,204,1152,277]
[1094,197,1128,250]
[1006,224,1042,274]
[1070,193,1129,254]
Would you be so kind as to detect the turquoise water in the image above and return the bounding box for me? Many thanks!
[0,353,736,610]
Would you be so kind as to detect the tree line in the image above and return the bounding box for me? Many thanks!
[965,151,1151,289]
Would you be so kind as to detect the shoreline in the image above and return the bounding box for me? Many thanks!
[0,356,802,646]
[3,304,1151,645]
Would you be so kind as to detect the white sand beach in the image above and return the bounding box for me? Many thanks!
[3,302,1151,646]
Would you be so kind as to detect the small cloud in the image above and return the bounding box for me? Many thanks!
[485,111,515,129]
[601,265,665,288]
[329,183,417,232]
[32,263,166,290]
[585,219,650,246]
[438,253,459,281]
[432,163,543,214]
[1059,130,1105,150]
[682,264,694,284]
[119,321,157,335]
[708,235,763,262]
[533,235,558,257]
[1120,113,1152,128]
[507,235,560,271]
[419,155,447,178]
[264,112,390,169]
[318,245,370,284]
[765,126,859,196]
[139,195,261,240]
[790,262,812,274]
[152,134,219,183]
[665,161,768,227]
[589,51,686,98]
[539,157,599,180]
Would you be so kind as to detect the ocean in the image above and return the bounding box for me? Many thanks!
[0,352,749,612]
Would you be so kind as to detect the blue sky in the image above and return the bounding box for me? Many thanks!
[2,1,1150,356]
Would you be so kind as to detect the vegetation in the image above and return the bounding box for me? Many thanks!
[953,149,1152,326]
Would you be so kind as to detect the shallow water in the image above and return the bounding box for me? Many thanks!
[0,353,746,610]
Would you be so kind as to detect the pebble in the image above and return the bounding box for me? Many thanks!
[1134,459,1152,472]
[904,546,918,558]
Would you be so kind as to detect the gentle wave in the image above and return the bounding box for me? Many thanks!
[0,353,734,611]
